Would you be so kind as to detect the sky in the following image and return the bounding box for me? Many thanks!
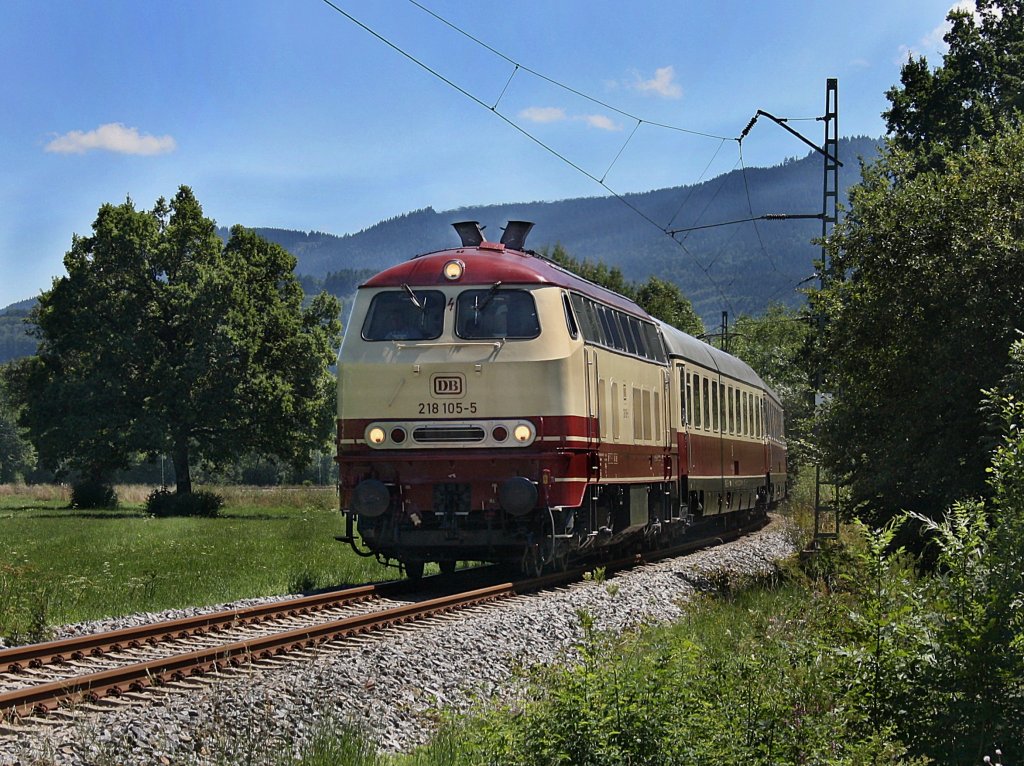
[0,0,967,308]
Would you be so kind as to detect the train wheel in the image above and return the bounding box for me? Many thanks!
[438,560,457,575]
[405,560,424,580]
[551,545,569,573]
[521,544,543,578]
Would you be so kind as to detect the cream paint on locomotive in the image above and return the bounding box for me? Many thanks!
[589,349,669,445]
[338,284,592,447]
[339,284,672,458]
[338,280,783,512]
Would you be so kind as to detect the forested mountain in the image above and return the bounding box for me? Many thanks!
[2,136,879,363]
[0,300,37,365]
[236,136,879,319]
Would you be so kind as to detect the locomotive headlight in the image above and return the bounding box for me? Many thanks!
[513,424,534,443]
[367,427,386,445]
[442,259,465,281]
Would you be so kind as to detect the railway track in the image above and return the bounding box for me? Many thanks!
[0,514,764,723]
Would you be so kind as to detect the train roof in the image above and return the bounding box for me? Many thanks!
[657,319,779,400]
[361,243,647,318]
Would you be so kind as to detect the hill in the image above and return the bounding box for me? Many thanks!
[3,136,879,364]
[0,300,37,365]
[239,135,880,319]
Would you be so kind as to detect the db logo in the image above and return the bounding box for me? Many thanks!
[432,374,464,397]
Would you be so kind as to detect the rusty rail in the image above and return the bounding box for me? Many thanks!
[1,513,768,721]
[1,582,514,719]
[0,583,394,674]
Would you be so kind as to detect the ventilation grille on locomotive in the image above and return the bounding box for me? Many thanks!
[412,425,486,443]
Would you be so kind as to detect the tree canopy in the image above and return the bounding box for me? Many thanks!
[0,368,35,482]
[5,187,341,494]
[815,127,1024,525]
[814,0,1024,527]
[885,0,1024,169]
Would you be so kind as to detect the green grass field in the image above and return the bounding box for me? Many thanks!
[0,484,394,642]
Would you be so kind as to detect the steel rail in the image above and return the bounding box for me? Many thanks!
[0,582,515,720]
[0,582,393,673]
[0,513,769,721]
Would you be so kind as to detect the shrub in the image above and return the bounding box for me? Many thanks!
[70,480,118,509]
[146,488,223,517]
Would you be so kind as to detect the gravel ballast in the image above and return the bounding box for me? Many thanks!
[0,517,798,766]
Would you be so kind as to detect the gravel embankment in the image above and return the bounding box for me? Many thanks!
[0,517,798,766]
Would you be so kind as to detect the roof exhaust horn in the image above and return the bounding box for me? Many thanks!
[500,220,534,250]
[452,221,486,247]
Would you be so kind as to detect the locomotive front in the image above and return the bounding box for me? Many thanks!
[336,222,590,577]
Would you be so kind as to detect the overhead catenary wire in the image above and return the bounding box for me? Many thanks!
[405,0,732,141]
[317,0,824,317]
[316,0,740,313]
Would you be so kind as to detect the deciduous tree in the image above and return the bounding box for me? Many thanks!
[814,128,1024,526]
[5,187,341,494]
[885,0,1024,170]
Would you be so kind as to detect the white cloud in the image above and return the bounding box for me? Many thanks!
[518,106,620,131]
[45,123,177,155]
[899,1,980,62]
[630,66,683,99]
[518,106,567,124]
[577,114,621,131]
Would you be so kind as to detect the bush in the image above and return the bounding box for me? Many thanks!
[70,480,118,509]
[146,488,223,518]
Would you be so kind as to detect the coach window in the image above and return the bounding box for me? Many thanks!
[712,380,720,430]
[721,382,727,432]
[456,289,540,339]
[700,377,709,430]
[725,386,734,433]
[681,369,689,427]
[693,374,702,429]
[363,290,445,341]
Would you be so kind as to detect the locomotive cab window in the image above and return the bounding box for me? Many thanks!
[362,290,445,341]
[456,289,540,339]
[562,293,579,340]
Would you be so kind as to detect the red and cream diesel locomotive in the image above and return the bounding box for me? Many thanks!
[336,221,787,578]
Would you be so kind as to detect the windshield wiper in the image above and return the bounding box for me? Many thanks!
[476,281,503,312]
[402,283,424,311]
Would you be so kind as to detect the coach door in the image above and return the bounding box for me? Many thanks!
[675,363,689,475]
[584,346,601,448]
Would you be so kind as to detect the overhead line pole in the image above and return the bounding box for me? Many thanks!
[814,78,840,541]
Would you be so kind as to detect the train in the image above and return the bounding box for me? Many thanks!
[335,221,787,578]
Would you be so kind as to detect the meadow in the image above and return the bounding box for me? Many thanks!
[0,484,393,642]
